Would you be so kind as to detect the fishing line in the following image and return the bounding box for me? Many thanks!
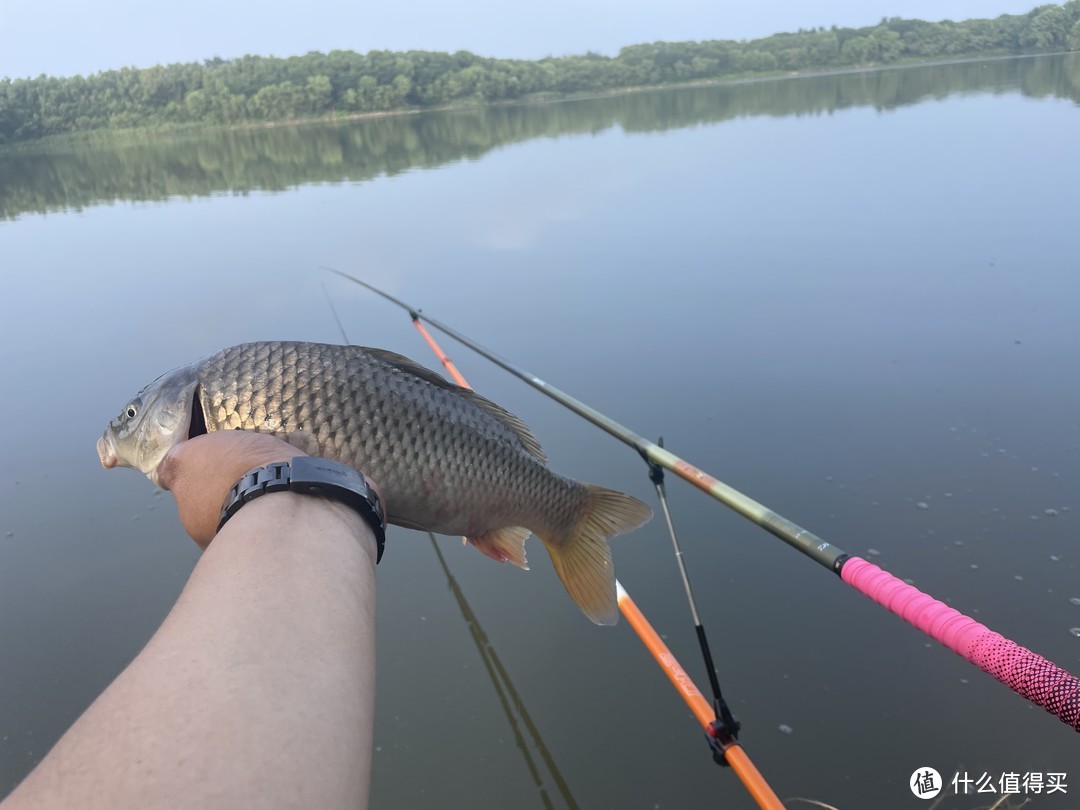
[321,280,352,345]
[325,266,1080,736]
[648,438,739,752]
[321,285,579,808]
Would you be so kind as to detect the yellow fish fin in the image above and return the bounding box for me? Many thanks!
[539,485,652,626]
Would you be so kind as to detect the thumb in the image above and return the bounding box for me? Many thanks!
[155,432,305,547]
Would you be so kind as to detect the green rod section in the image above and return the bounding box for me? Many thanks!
[325,267,849,572]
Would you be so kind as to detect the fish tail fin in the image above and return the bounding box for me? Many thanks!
[469,526,531,570]
[539,485,652,626]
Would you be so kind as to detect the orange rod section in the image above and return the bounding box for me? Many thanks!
[724,745,786,810]
[616,585,714,728]
[617,586,784,810]
[411,322,783,810]
[413,319,470,387]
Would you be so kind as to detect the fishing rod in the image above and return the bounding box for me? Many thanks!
[326,267,1080,735]
[343,281,785,809]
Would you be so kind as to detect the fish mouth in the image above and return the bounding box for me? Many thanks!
[97,434,118,468]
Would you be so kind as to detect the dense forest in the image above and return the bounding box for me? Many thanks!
[3,53,1076,221]
[1,2,1079,145]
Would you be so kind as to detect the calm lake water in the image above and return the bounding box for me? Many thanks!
[2,54,1079,808]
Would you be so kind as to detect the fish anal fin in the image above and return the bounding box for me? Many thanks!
[469,526,532,570]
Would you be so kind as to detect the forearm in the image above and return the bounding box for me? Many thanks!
[3,493,377,810]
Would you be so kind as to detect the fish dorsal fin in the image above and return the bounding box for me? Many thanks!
[362,346,547,463]
[362,347,461,391]
[458,392,548,464]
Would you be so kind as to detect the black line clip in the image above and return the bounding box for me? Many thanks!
[646,436,666,486]
[705,711,741,766]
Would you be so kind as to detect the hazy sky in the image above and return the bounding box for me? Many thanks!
[0,0,1045,80]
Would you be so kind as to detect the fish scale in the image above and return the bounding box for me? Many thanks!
[195,343,554,531]
[97,340,651,624]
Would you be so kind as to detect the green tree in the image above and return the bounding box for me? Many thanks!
[808,31,840,65]
[1023,5,1071,49]
[872,28,904,62]
[1070,19,1080,50]
[305,75,332,113]
[355,75,378,110]
[841,36,878,64]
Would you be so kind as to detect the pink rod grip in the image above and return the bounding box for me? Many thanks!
[841,557,1080,732]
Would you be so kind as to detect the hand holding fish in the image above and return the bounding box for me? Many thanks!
[155,431,382,549]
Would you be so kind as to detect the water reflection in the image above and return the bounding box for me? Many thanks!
[1,53,1077,222]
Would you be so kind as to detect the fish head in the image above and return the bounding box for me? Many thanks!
[98,364,200,486]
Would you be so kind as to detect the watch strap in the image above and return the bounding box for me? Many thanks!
[218,457,387,563]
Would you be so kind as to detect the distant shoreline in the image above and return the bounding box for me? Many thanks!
[471,50,1057,107]
[4,1,1076,148]
[3,50,1069,151]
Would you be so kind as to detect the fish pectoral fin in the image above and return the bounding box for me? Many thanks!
[468,526,532,570]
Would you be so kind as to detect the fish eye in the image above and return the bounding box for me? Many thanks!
[126,404,138,419]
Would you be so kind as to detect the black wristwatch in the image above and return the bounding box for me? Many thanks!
[218,457,387,563]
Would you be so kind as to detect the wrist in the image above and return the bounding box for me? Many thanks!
[213,490,381,569]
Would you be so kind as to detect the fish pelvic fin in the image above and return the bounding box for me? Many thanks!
[540,485,652,626]
[469,526,531,570]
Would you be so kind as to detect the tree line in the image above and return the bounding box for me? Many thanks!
[1,2,1078,145]
[4,53,1076,221]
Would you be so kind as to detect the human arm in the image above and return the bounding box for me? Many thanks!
[2,433,379,810]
